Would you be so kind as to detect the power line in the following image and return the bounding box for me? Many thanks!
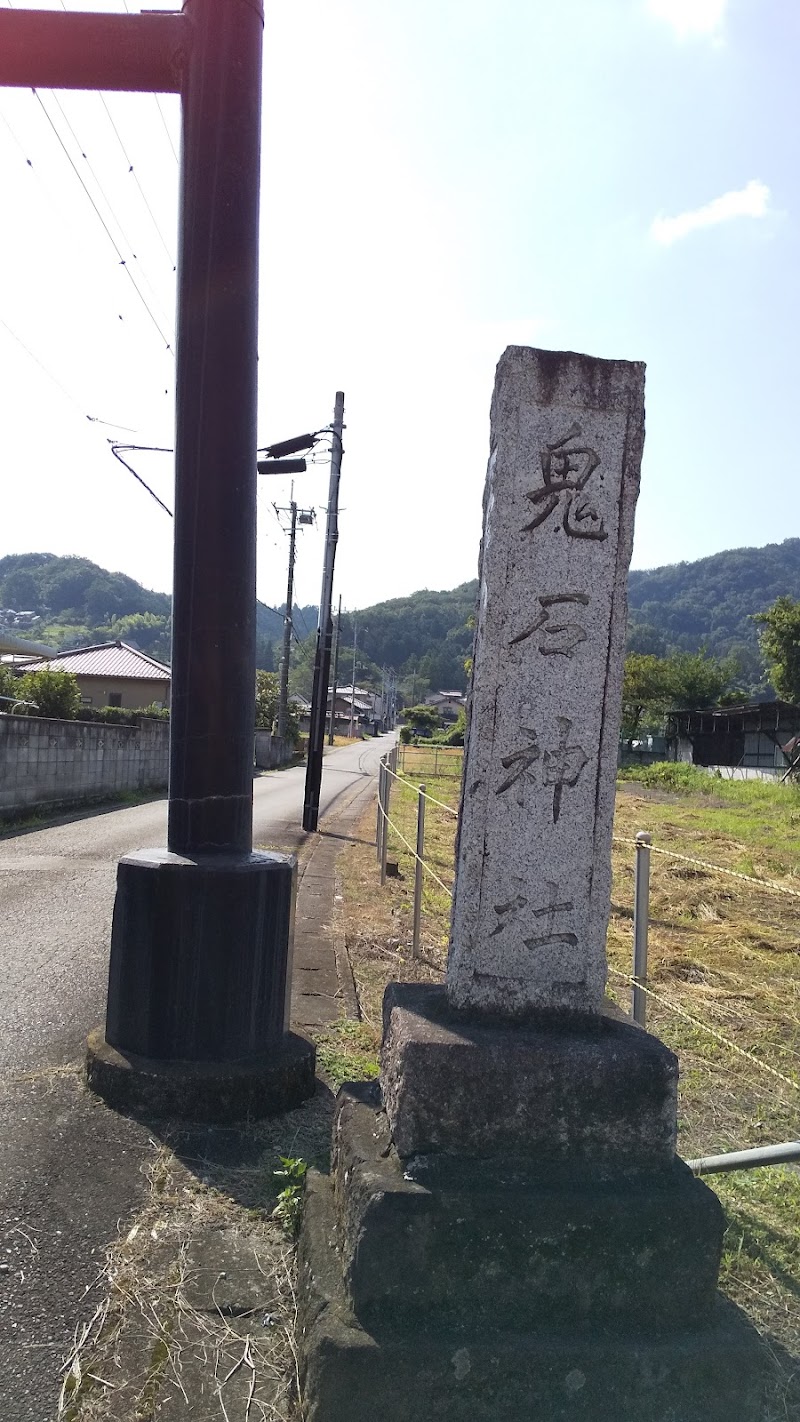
[40,85,174,336]
[31,86,174,353]
[119,0,180,166]
[97,92,176,270]
[0,314,135,432]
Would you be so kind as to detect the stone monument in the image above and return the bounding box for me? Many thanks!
[298,348,766,1421]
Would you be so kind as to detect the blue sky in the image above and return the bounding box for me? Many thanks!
[0,0,796,615]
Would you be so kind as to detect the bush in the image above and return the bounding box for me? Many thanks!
[432,707,466,746]
[617,761,720,795]
[77,703,170,726]
[13,668,80,719]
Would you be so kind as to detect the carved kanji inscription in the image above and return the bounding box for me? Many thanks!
[509,592,590,656]
[496,716,589,820]
[522,422,608,542]
[446,347,645,1016]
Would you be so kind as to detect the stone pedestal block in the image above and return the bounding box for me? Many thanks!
[298,1167,768,1422]
[381,983,677,1167]
[332,1085,724,1334]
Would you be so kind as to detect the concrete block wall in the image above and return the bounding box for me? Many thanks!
[254,730,295,770]
[0,714,170,815]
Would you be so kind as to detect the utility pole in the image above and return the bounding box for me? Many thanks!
[327,595,342,746]
[274,490,314,741]
[0,0,316,1117]
[348,618,358,739]
[303,392,344,831]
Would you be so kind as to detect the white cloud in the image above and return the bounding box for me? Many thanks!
[647,0,726,39]
[650,180,770,245]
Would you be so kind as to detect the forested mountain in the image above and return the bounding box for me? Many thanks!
[4,538,800,697]
[626,538,800,689]
[0,553,315,671]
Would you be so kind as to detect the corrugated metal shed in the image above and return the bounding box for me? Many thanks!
[17,641,170,682]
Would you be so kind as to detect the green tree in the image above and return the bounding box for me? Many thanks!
[255,670,279,729]
[110,612,171,660]
[754,596,800,703]
[620,654,674,745]
[0,664,18,702]
[621,649,738,745]
[399,704,442,736]
[255,670,299,743]
[667,651,737,709]
[15,668,80,719]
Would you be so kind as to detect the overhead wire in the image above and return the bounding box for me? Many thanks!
[95,93,177,270]
[0,315,137,434]
[119,0,180,166]
[30,86,174,352]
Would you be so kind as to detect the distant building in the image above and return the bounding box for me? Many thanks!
[666,701,800,775]
[15,641,171,710]
[425,690,467,723]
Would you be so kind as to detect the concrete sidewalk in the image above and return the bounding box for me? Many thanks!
[3,746,381,1422]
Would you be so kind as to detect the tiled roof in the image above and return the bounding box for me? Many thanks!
[17,641,170,682]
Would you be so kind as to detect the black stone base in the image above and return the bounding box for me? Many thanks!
[105,848,297,1061]
[332,1085,724,1333]
[86,1026,316,1122]
[298,1170,768,1422]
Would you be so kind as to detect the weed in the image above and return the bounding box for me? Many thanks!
[271,1157,308,1236]
[314,1019,380,1088]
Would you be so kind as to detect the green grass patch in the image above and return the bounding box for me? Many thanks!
[313,1018,380,1088]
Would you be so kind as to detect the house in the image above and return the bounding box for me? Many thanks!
[666,700,800,775]
[425,690,467,723]
[16,641,171,710]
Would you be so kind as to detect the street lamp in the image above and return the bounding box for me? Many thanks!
[254,402,346,833]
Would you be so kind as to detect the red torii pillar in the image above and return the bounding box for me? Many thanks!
[0,1,315,1116]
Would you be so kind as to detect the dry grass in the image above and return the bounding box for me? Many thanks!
[338,754,800,1385]
[60,1093,336,1421]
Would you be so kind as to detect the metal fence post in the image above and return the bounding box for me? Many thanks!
[412,783,426,959]
[376,756,385,861]
[632,830,651,1027]
[380,760,392,885]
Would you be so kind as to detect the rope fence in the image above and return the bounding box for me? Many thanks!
[381,758,459,817]
[373,751,800,1170]
[607,965,800,1096]
[613,833,800,900]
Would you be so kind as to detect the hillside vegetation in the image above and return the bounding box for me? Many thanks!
[627,537,800,688]
[0,553,316,672]
[3,538,800,696]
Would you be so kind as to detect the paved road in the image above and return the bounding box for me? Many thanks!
[0,735,389,1420]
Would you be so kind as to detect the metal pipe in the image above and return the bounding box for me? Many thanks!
[375,762,383,858]
[168,0,263,855]
[380,760,391,886]
[412,784,426,959]
[632,830,651,1026]
[0,8,185,92]
[687,1140,800,1175]
[376,756,386,862]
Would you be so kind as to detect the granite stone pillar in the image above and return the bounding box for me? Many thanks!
[297,349,767,1421]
